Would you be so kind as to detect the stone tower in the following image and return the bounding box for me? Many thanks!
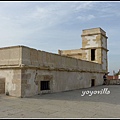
[81,27,108,72]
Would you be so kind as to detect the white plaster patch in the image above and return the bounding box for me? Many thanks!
[12,84,16,90]
[3,70,14,92]
[85,50,89,61]
[85,35,98,48]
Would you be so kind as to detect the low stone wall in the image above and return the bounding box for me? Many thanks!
[107,79,120,85]
[22,46,103,73]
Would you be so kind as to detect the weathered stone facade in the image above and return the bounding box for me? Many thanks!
[59,28,108,72]
[0,27,108,97]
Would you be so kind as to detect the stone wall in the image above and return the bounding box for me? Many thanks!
[58,28,108,72]
[0,78,5,94]
[0,69,21,97]
[21,46,102,72]
[21,68,104,97]
[0,45,105,97]
[81,27,108,72]
[0,46,21,66]
[58,49,83,59]
[21,46,104,97]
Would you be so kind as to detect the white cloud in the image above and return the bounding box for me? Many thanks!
[75,2,94,11]
[0,2,118,50]
[77,14,95,21]
[19,2,95,30]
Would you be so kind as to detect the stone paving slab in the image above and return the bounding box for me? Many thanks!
[0,85,120,118]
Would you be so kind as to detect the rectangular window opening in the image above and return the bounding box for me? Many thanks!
[40,81,50,91]
[91,49,95,61]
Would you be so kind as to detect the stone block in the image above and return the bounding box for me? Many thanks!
[0,84,5,89]
[22,84,31,90]
[21,80,27,84]
[30,49,39,66]
[38,50,43,65]
[36,75,53,81]
[13,74,21,80]
[0,78,5,83]
[0,89,5,94]
[22,46,31,65]
[12,79,21,84]
[21,73,31,80]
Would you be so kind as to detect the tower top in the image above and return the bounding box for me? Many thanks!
[81,27,107,37]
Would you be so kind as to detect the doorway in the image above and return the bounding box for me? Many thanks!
[91,79,95,87]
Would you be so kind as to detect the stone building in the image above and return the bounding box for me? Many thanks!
[0,27,108,98]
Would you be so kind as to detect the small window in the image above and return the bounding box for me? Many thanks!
[41,81,50,90]
[91,49,95,61]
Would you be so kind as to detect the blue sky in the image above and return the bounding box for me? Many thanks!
[0,1,119,75]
